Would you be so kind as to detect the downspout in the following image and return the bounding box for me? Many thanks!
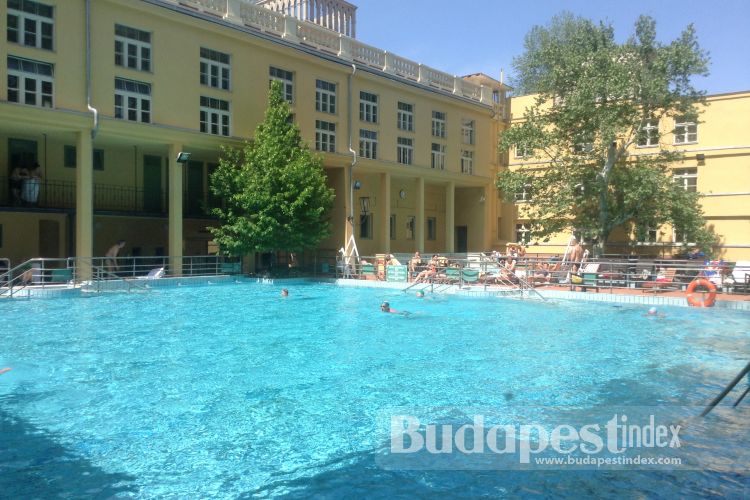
[347,63,357,225]
[85,0,99,139]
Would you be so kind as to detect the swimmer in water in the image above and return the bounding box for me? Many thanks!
[416,290,425,298]
[281,288,289,297]
[646,307,666,317]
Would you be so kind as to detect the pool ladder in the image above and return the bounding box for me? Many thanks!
[701,361,750,416]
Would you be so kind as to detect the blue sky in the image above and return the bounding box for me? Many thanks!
[355,0,749,95]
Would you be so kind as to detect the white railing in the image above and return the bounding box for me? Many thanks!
[240,1,285,35]
[420,66,454,92]
[297,22,340,53]
[167,0,499,106]
[387,53,419,81]
[180,0,228,16]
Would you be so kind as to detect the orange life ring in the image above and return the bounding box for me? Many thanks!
[686,278,717,307]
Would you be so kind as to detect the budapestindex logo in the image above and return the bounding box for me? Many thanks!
[375,407,718,471]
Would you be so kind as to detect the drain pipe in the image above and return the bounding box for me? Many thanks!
[85,0,99,138]
[347,63,358,225]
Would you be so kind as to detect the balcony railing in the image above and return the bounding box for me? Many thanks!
[1,177,215,216]
[170,0,501,107]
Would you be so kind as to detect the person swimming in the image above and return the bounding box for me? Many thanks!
[281,288,289,297]
[416,290,425,298]
[381,301,394,313]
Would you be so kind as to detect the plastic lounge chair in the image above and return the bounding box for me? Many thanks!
[436,267,461,284]
[727,261,750,294]
[50,268,73,283]
[642,268,677,293]
[147,267,165,279]
[461,269,480,286]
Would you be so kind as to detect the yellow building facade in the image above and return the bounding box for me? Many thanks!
[505,91,750,261]
[0,0,509,271]
[0,0,747,270]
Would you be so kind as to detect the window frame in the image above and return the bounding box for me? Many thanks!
[199,47,230,91]
[461,118,475,145]
[359,129,378,159]
[674,116,698,144]
[315,119,336,153]
[515,223,530,245]
[269,66,294,103]
[114,77,151,123]
[637,118,659,148]
[114,24,152,72]
[673,167,697,192]
[315,79,336,114]
[431,143,445,170]
[199,95,230,137]
[397,137,413,165]
[7,55,53,107]
[359,91,378,123]
[431,110,446,138]
[7,0,54,50]
[460,149,474,175]
[397,101,414,131]
[359,213,373,239]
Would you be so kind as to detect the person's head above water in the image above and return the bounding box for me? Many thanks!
[281,288,289,297]
[380,301,390,312]
[416,290,425,298]
[647,307,657,315]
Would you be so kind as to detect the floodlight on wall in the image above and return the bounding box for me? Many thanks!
[353,180,362,190]
[399,189,406,200]
[696,153,705,162]
[175,151,191,163]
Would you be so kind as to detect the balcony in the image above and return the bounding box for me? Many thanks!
[1,177,215,217]
[168,0,500,107]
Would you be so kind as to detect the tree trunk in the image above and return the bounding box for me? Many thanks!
[595,141,618,258]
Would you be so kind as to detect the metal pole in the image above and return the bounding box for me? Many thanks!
[701,361,750,416]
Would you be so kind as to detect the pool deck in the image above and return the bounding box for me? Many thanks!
[335,278,750,311]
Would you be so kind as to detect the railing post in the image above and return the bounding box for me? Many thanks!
[453,76,461,95]
[384,52,393,73]
[417,64,424,83]
[338,34,352,60]
[283,15,299,42]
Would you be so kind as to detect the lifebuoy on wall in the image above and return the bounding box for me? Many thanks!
[686,278,717,307]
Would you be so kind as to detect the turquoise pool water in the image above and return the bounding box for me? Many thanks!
[0,282,748,498]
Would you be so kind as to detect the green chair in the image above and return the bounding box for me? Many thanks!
[461,269,480,285]
[361,263,376,280]
[50,268,73,283]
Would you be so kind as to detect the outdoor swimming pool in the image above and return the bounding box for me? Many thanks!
[0,282,748,497]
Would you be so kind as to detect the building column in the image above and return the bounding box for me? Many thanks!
[445,181,455,253]
[379,172,391,253]
[75,130,93,280]
[483,183,494,250]
[415,176,424,252]
[168,144,184,276]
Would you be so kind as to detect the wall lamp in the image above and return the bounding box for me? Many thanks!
[353,180,362,190]
[175,151,191,163]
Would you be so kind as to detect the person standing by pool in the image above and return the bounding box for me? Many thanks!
[9,165,28,205]
[105,240,126,273]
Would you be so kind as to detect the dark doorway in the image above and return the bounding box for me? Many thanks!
[143,155,162,212]
[186,160,204,216]
[38,219,60,258]
[455,225,468,253]
[8,139,38,205]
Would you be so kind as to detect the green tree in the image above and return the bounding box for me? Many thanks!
[209,81,335,256]
[498,13,717,256]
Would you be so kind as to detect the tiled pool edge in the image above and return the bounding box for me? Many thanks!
[334,279,750,311]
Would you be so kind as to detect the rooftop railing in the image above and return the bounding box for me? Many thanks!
[170,0,499,107]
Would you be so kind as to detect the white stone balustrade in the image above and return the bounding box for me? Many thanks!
[170,0,497,106]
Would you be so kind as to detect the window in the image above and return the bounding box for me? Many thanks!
[674,116,697,144]
[461,119,475,145]
[63,145,104,170]
[359,214,373,239]
[460,150,474,174]
[7,0,53,50]
[359,129,377,159]
[7,55,53,107]
[673,168,697,192]
[315,120,336,153]
[514,184,532,202]
[673,228,690,244]
[516,223,530,244]
[638,227,658,243]
[432,111,446,138]
[397,137,413,165]
[431,143,445,170]
[269,66,294,102]
[115,24,151,72]
[359,91,378,123]
[200,96,230,136]
[427,217,436,241]
[390,214,396,240]
[315,79,336,114]
[406,216,415,240]
[115,77,151,123]
[637,118,659,147]
[397,102,413,131]
[200,47,230,90]
[515,145,531,159]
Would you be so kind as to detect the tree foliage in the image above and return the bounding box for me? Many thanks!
[498,13,718,255]
[209,81,335,255]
